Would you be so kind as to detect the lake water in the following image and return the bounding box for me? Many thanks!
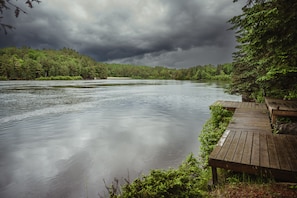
[0,80,240,197]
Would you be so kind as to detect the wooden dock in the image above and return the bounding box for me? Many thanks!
[209,101,297,184]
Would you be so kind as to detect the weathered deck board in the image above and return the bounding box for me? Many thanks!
[225,131,241,161]
[285,136,297,171]
[215,130,235,161]
[251,132,260,166]
[259,134,269,168]
[266,134,280,169]
[275,135,291,171]
[241,132,253,165]
[232,131,246,163]
[208,100,297,184]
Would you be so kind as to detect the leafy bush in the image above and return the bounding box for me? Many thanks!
[0,76,8,80]
[199,104,233,166]
[108,154,209,198]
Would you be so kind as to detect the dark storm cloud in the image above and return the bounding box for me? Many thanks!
[0,0,245,67]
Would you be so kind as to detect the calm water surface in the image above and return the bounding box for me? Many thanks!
[0,80,240,197]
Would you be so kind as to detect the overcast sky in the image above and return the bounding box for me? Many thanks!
[0,0,245,68]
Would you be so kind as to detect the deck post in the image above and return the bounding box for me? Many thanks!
[211,166,218,185]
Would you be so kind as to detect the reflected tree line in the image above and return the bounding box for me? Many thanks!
[0,47,232,81]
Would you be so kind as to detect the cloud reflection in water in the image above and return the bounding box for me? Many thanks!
[0,80,240,197]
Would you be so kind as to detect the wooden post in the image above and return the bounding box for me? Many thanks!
[272,114,276,125]
[211,166,218,185]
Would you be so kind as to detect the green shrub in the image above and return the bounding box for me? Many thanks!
[108,154,209,198]
[199,104,233,166]
[0,76,8,80]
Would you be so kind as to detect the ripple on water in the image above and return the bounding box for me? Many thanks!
[0,102,94,125]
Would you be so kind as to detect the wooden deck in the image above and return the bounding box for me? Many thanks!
[265,97,297,124]
[209,101,297,184]
[211,100,265,112]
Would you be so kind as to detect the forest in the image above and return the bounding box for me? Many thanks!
[0,47,108,80]
[0,47,233,81]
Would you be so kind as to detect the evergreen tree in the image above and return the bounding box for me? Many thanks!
[229,0,297,100]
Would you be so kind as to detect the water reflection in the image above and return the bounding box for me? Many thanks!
[0,80,240,197]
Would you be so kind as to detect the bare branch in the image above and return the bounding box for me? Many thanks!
[6,0,29,17]
[0,0,41,34]
[0,21,15,34]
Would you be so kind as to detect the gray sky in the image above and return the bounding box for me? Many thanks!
[0,0,244,68]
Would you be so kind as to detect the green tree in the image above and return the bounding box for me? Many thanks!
[0,53,10,78]
[229,0,297,100]
[95,63,108,79]
[9,55,23,79]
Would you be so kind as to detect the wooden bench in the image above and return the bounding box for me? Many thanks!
[265,97,297,124]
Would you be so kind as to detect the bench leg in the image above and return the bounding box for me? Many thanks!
[272,115,276,125]
[211,166,218,185]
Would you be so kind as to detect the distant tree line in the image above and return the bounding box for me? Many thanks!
[106,63,232,81]
[0,47,107,80]
[0,47,232,81]
[173,63,232,80]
